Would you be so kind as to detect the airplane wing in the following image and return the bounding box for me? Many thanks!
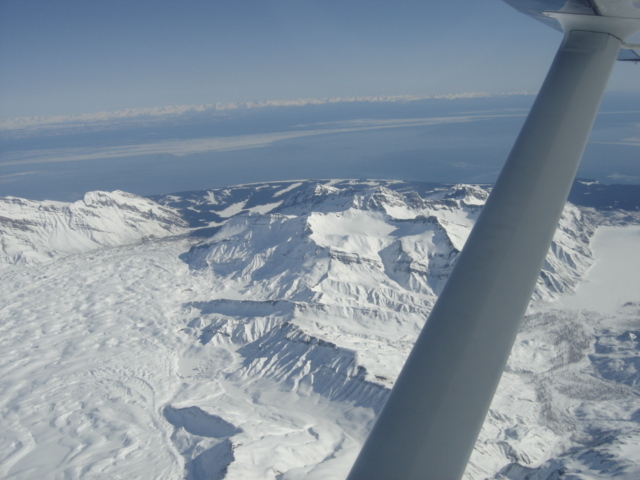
[502,0,640,60]
[347,2,640,479]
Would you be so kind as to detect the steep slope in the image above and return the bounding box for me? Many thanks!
[0,190,187,266]
[185,181,595,310]
[1,180,638,480]
[172,181,606,473]
[166,180,636,479]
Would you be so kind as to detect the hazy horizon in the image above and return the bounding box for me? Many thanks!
[1,92,639,202]
[2,1,639,201]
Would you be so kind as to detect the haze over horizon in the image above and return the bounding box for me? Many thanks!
[1,1,639,199]
[2,92,640,201]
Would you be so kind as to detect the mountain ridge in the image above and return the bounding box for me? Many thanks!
[1,179,639,479]
[0,190,187,266]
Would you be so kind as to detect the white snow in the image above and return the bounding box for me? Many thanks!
[0,239,194,479]
[216,201,247,218]
[552,225,640,313]
[273,182,302,197]
[0,180,638,480]
[247,201,283,214]
[309,210,395,255]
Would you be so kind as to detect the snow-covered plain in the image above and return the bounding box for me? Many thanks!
[1,180,638,479]
[553,226,640,313]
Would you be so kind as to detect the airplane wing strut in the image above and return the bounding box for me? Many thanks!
[347,5,639,480]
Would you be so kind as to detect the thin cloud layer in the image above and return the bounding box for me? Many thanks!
[0,92,534,138]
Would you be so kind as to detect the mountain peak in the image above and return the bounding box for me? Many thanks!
[443,184,490,205]
[0,191,187,266]
[3,179,638,480]
[183,180,595,310]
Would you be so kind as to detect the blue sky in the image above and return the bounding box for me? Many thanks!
[1,1,639,200]
[2,0,639,121]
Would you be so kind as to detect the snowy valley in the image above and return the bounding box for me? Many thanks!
[1,180,639,479]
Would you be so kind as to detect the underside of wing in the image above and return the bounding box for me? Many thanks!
[502,0,640,60]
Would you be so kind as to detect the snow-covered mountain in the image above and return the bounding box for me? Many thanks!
[0,190,187,266]
[1,179,638,480]
[165,180,596,304]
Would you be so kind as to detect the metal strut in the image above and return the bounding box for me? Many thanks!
[347,25,625,480]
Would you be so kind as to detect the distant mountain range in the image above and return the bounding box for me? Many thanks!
[1,179,639,479]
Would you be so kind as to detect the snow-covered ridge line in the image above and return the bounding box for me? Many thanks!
[185,299,392,413]
[1,179,639,479]
[0,190,187,266]
[236,322,390,412]
[173,180,602,434]
[168,180,638,478]
[180,181,596,305]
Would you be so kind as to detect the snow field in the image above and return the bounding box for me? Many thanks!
[554,226,640,313]
[0,239,197,479]
[1,181,639,479]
